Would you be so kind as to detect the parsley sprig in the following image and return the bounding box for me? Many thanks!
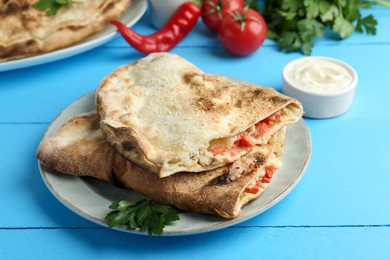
[33,0,73,16]
[261,0,380,55]
[105,199,180,236]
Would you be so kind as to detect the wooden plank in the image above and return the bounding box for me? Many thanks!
[1,227,389,259]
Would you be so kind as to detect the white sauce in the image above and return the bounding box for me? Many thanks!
[285,58,354,94]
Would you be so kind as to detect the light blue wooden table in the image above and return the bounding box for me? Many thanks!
[1,2,389,259]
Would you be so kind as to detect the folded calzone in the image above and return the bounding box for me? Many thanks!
[37,112,286,218]
[96,53,303,177]
[0,0,132,61]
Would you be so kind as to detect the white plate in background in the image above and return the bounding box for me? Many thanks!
[0,0,147,72]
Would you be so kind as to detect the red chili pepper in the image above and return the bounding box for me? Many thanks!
[110,2,201,54]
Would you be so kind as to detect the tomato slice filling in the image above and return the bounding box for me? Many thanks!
[210,134,254,156]
[208,110,282,157]
[244,165,277,194]
[234,134,254,147]
[252,110,282,138]
[209,145,228,156]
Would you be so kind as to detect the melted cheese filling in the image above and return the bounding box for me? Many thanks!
[203,110,282,167]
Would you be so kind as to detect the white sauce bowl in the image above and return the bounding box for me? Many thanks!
[282,56,358,119]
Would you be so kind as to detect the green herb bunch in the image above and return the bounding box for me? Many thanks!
[106,199,180,236]
[261,0,379,55]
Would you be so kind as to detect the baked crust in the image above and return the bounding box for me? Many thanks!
[0,0,132,61]
[36,112,284,218]
[96,53,303,177]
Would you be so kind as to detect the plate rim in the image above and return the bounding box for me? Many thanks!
[0,0,147,72]
[38,90,312,236]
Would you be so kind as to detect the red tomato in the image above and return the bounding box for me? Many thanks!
[253,121,270,137]
[209,145,228,156]
[265,110,282,126]
[234,134,254,147]
[244,185,259,194]
[265,165,276,178]
[218,7,267,56]
[201,0,245,32]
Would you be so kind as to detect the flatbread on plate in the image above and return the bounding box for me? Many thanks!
[0,0,132,61]
[36,112,286,218]
[96,52,303,177]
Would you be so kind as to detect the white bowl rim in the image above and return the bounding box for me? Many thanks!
[282,56,358,98]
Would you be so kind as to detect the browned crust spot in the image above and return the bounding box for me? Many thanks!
[67,25,85,31]
[208,170,230,186]
[122,140,135,150]
[271,96,289,105]
[0,2,29,15]
[196,97,215,112]
[101,2,115,15]
[182,72,199,84]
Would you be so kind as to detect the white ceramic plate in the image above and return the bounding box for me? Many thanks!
[0,0,147,72]
[39,91,312,236]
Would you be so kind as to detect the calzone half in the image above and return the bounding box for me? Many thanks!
[0,0,132,61]
[37,112,286,218]
[96,53,303,177]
